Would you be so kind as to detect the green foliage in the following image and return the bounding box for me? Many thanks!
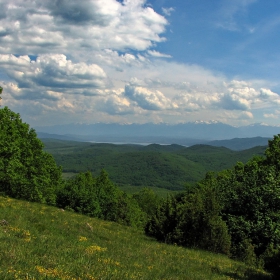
[56,171,101,217]
[43,139,266,190]
[191,135,280,270]
[265,134,280,170]
[146,186,231,255]
[132,187,161,217]
[218,159,280,259]
[0,107,62,204]
[57,170,146,228]
[145,194,180,243]
[145,135,280,271]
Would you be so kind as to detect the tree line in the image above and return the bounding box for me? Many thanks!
[1,103,280,277]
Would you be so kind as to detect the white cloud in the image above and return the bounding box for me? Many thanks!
[0,0,279,127]
[98,90,135,115]
[1,49,279,126]
[147,50,172,58]
[0,0,168,55]
[0,54,108,97]
[264,113,278,119]
[124,84,176,110]
[260,88,279,100]
[221,93,251,110]
[238,111,254,120]
[162,7,175,16]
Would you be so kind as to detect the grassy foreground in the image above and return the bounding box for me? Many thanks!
[0,196,272,280]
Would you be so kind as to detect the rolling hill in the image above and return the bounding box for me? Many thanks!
[42,139,267,191]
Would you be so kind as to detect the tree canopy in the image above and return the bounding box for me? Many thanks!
[0,106,62,204]
[146,135,280,274]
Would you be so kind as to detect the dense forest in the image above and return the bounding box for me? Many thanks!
[42,138,266,190]
[1,101,280,278]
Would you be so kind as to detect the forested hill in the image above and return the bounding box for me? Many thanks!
[42,139,266,190]
[37,131,271,150]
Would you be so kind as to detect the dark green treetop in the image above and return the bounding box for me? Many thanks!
[0,106,62,204]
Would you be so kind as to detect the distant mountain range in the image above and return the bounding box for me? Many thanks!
[35,121,279,149]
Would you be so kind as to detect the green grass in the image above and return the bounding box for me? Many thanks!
[0,196,272,280]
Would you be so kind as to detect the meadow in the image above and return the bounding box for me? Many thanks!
[0,196,272,280]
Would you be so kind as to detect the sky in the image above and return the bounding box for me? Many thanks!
[0,0,280,127]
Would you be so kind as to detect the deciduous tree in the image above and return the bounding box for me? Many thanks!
[0,106,62,204]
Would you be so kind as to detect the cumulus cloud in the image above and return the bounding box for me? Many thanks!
[124,84,175,110]
[0,0,168,54]
[46,0,118,26]
[0,54,108,97]
[219,93,251,111]
[260,88,280,100]
[238,111,254,120]
[0,0,279,126]
[33,54,107,88]
[97,90,135,115]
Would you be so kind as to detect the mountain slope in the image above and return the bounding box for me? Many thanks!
[42,139,267,190]
[0,196,271,279]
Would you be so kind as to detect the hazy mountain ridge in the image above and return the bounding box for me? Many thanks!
[36,122,280,142]
[208,137,271,150]
[37,131,272,151]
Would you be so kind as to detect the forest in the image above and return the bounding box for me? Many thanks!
[42,138,266,191]
[1,102,280,278]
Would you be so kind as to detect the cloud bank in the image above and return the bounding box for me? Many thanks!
[0,0,279,126]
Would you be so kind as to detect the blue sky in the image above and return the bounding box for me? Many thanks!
[154,0,280,82]
[0,0,280,127]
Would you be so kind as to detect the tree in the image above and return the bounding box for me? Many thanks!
[217,158,280,260]
[57,170,146,228]
[0,86,2,103]
[132,187,160,218]
[265,134,280,171]
[56,171,101,216]
[145,187,231,255]
[0,107,62,204]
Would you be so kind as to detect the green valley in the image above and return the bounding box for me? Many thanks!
[42,138,266,191]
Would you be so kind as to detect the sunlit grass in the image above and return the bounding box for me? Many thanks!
[0,196,272,279]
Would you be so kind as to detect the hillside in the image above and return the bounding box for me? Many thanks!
[0,196,272,280]
[42,139,267,190]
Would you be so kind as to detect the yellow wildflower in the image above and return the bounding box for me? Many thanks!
[79,236,87,242]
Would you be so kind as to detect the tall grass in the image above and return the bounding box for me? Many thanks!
[0,196,272,280]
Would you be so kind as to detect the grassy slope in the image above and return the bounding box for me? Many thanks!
[0,196,272,280]
[42,139,266,191]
